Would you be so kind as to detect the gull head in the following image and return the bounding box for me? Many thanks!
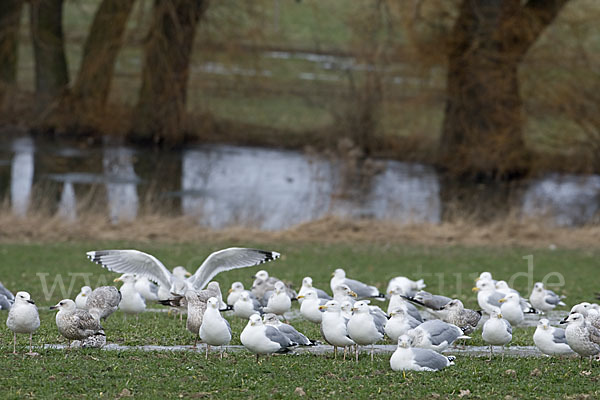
[533,282,544,292]
[229,282,244,294]
[173,266,191,278]
[476,272,492,282]
[15,291,35,305]
[340,301,353,313]
[499,293,519,304]
[352,301,369,313]
[253,270,269,281]
[299,290,317,301]
[302,277,313,287]
[389,308,407,318]
[207,297,220,309]
[570,302,590,316]
[441,299,463,311]
[50,299,76,311]
[239,292,251,302]
[206,281,221,294]
[263,313,279,325]
[274,281,286,294]
[248,313,262,327]
[79,286,92,297]
[332,268,346,279]
[319,300,339,312]
[334,284,357,298]
[397,335,412,349]
[114,273,136,284]
[490,310,503,319]
[388,286,403,296]
[495,280,509,290]
[560,312,584,326]
[537,318,550,330]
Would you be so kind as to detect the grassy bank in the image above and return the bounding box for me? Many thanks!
[0,241,598,398]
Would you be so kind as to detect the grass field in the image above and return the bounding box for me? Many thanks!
[0,241,599,398]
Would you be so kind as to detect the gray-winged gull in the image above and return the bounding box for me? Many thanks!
[407,319,468,353]
[179,282,222,347]
[473,280,504,315]
[298,276,331,304]
[263,313,316,346]
[199,297,232,359]
[233,291,262,319]
[384,308,422,342]
[403,290,452,320]
[6,291,40,355]
[75,286,92,309]
[319,300,355,360]
[87,247,280,296]
[386,276,426,298]
[498,293,524,326]
[50,299,104,348]
[114,274,146,317]
[331,268,384,300]
[240,313,295,362]
[134,276,159,301]
[560,312,600,360]
[252,270,296,304]
[298,290,327,324]
[475,272,496,284]
[347,301,386,361]
[482,311,512,360]
[332,284,358,304]
[390,335,455,373]
[263,281,292,319]
[387,286,423,322]
[529,282,565,314]
[533,318,573,356]
[227,282,246,306]
[438,299,481,334]
[568,303,600,330]
[86,286,121,320]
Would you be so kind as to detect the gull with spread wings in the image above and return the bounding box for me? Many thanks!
[86,248,281,296]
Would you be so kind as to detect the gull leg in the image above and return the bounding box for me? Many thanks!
[13,332,17,354]
[220,347,224,360]
[488,345,493,361]
[371,344,374,362]
[256,353,260,363]
[343,346,346,361]
[27,333,38,356]
[355,345,359,362]
[333,346,337,360]
[206,344,210,359]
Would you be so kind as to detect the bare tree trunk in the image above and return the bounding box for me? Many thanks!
[30,0,69,114]
[438,0,570,180]
[0,0,23,111]
[72,0,136,115]
[131,0,207,144]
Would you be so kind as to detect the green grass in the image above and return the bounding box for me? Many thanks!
[0,241,599,398]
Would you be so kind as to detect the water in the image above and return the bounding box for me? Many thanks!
[2,136,599,228]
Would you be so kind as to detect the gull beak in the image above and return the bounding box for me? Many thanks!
[351,307,357,312]
[297,295,305,299]
[497,313,503,319]
[114,277,121,282]
[228,289,233,294]
[318,305,326,310]
[331,272,335,277]
[559,319,567,324]
[475,277,480,282]
[472,287,479,292]
[498,298,506,303]
[185,272,192,277]
[81,294,86,297]
[27,300,35,305]
[252,275,257,279]
[388,290,393,295]
[350,291,357,298]
[49,304,60,310]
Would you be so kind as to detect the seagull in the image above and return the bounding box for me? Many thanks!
[263,281,292,319]
[50,299,104,349]
[87,247,280,296]
[263,313,316,346]
[390,335,455,373]
[482,311,512,360]
[332,284,358,304]
[75,286,92,309]
[340,301,353,320]
[438,299,481,334]
[533,319,573,356]
[6,291,40,355]
[298,290,327,324]
[347,301,386,361]
[199,297,232,359]
[134,276,159,302]
[403,290,452,320]
[0,281,14,310]
[181,282,222,347]
[114,274,146,318]
[560,313,600,360]
[298,277,331,304]
[240,314,295,362]
[386,276,426,298]
[529,282,565,314]
[407,320,468,353]
[331,268,385,300]
[475,272,496,284]
[251,270,296,304]
[233,291,263,319]
[227,282,246,306]
[387,286,423,322]
[319,300,355,360]
[495,281,535,313]
[498,293,524,326]
[86,286,121,320]
[384,308,422,343]
[473,280,504,315]
[568,303,600,330]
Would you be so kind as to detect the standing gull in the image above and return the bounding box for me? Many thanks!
[114,274,146,318]
[181,282,223,347]
[390,335,455,373]
[252,270,296,303]
[332,284,358,305]
[330,269,385,300]
[319,300,355,360]
[226,282,246,306]
[86,286,121,320]
[386,276,426,298]
[298,277,331,304]
[438,299,481,334]
[498,293,524,326]
[240,314,295,362]
[87,247,280,296]
[560,313,600,361]
[568,303,600,330]
[263,313,316,346]
[347,301,386,361]
[529,282,565,314]
[482,311,512,360]
[403,290,452,320]
[298,290,327,324]
[6,291,40,355]
[384,308,422,343]
[533,319,573,356]
[134,276,159,302]
[263,281,292,319]
[75,286,92,309]
[473,280,504,315]
[233,291,262,319]
[387,286,423,322]
[199,297,232,359]
[407,320,468,353]
[50,299,105,349]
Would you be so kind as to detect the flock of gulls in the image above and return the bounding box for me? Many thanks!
[2,247,600,373]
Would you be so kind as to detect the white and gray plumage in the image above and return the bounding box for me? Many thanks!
[318,300,355,360]
[298,290,327,324]
[332,284,358,305]
[233,291,262,319]
[385,308,422,343]
[134,276,159,302]
[533,318,573,356]
[475,272,496,284]
[560,312,600,358]
[199,297,232,359]
[114,274,146,316]
[387,287,423,322]
[331,268,384,300]
[6,291,40,354]
[340,301,353,320]
[263,281,292,318]
[386,276,426,298]
[473,280,504,315]
[498,293,524,326]
[404,290,452,320]
[251,270,296,304]
[75,286,92,309]
[438,299,481,334]
[390,335,455,372]
[298,277,331,304]
[0,281,15,310]
[407,319,468,353]
[529,282,565,314]
[347,301,386,361]
[482,311,512,360]
[50,299,104,348]
[86,286,121,320]
[87,247,280,297]
[495,280,535,313]
[182,282,223,347]
[240,313,295,362]
[263,313,316,346]
[227,282,246,306]
[569,303,600,331]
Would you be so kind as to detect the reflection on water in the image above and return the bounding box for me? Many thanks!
[3,136,600,228]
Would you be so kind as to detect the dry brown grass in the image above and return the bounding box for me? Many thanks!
[0,212,598,249]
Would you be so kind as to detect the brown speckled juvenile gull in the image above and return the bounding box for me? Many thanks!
[86,286,121,320]
[50,299,104,348]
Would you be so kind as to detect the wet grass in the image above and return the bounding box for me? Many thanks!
[0,241,599,398]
